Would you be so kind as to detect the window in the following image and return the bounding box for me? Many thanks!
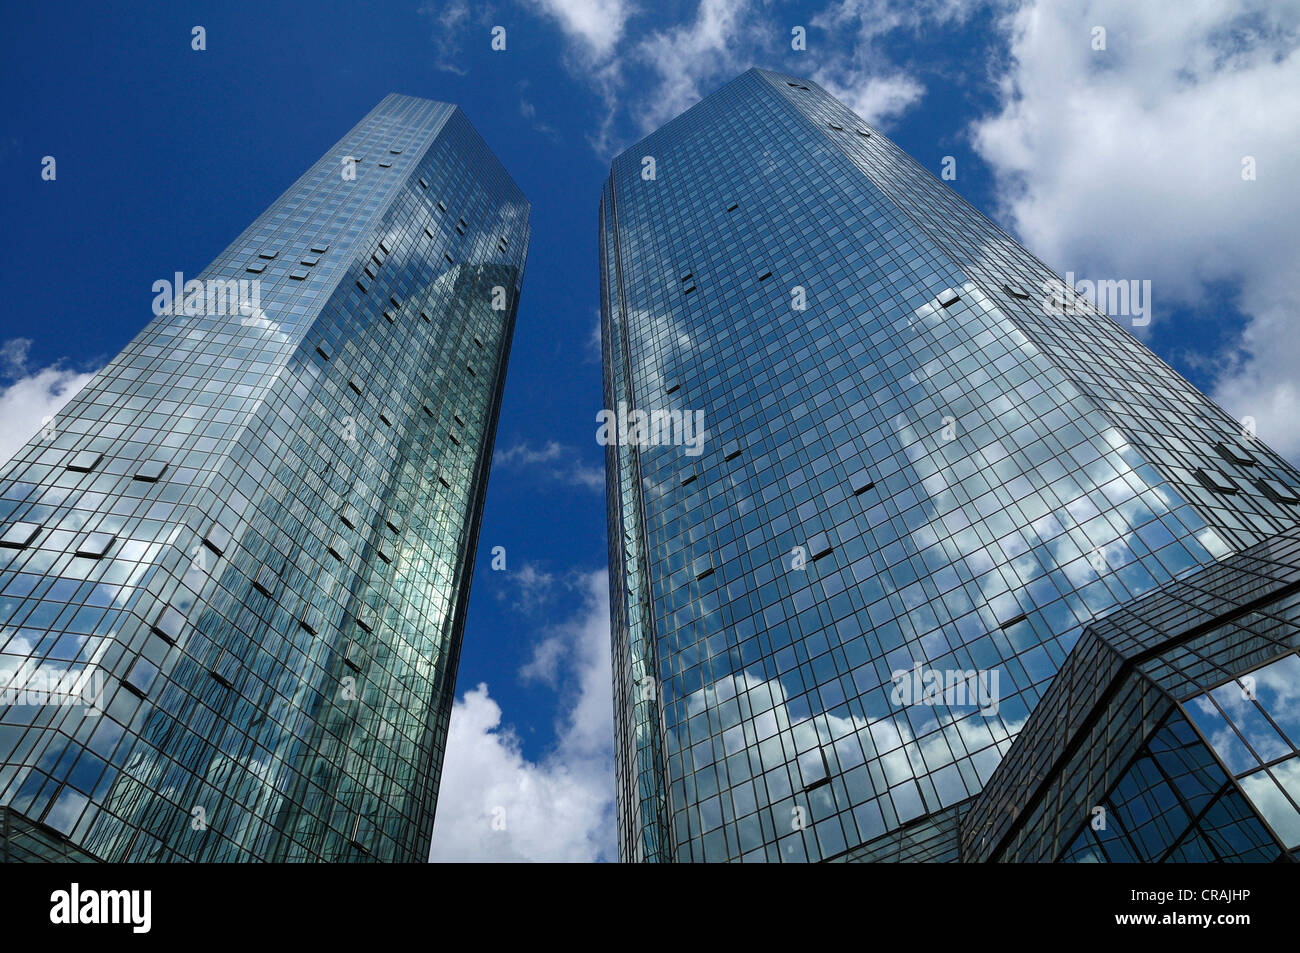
[758,270,772,282]
[723,440,742,461]
[134,459,169,482]
[694,555,715,580]
[123,658,159,696]
[258,249,278,260]
[1195,468,1237,494]
[856,129,871,138]
[75,532,115,559]
[348,378,362,395]
[808,532,832,560]
[378,161,392,168]
[67,450,103,472]
[1216,442,1253,466]
[666,382,681,395]
[245,262,266,274]
[343,642,365,672]
[1003,282,1030,299]
[252,564,278,597]
[827,122,843,131]
[727,202,738,212]
[289,268,309,280]
[300,255,320,266]
[203,523,231,555]
[938,289,960,308]
[419,176,429,189]
[1259,478,1299,504]
[152,606,185,643]
[316,344,331,361]
[311,242,330,253]
[355,609,376,633]
[849,470,875,495]
[0,521,40,549]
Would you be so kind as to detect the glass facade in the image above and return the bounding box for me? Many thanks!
[0,94,529,861]
[966,523,1300,863]
[599,68,1300,862]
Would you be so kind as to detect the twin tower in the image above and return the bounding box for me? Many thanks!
[3,70,1299,863]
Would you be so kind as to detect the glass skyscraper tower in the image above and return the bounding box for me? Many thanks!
[599,68,1300,862]
[0,94,528,861]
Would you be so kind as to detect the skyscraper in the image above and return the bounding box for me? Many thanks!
[599,68,1300,862]
[0,94,528,862]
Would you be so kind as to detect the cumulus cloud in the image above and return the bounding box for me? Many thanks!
[430,570,616,862]
[0,338,99,467]
[527,0,970,157]
[496,561,558,613]
[494,440,605,491]
[968,0,1300,458]
[809,0,982,123]
[532,0,634,60]
[418,0,473,75]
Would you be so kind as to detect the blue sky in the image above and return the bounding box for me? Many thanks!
[2,0,1297,861]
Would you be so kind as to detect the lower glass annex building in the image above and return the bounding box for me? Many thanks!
[600,68,1300,862]
[0,95,528,861]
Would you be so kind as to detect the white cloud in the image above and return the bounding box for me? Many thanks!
[632,0,757,134]
[430,570,616,862]
[533,0,982,158]
[809,0,981,123]
[532,0,634,59]
[495,439,605,491]
[419,0,472,75]
[969,0,1300,459]
[0,339,98,467]
[496,561,557,613]
[495,439,566,465]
